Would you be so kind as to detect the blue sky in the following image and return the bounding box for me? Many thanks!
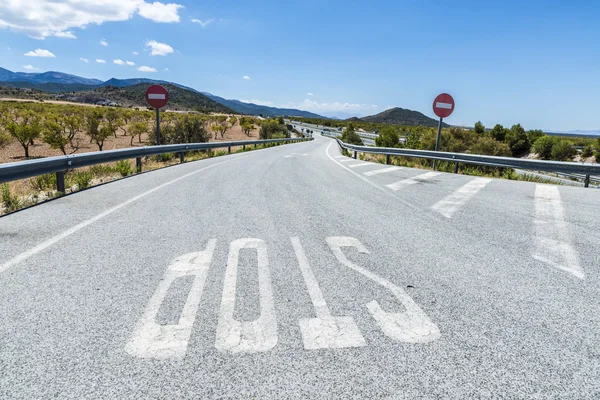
[1,0,599,131]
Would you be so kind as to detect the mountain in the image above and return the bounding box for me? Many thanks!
[359,107,447,127]
[0,67,324,118]
[0,67,102,85]
[60,83,233,113]
[0,80,97,93]
[201,92,325,118]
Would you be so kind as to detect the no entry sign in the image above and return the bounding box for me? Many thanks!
[145,85,169,109]
[432,93,454,118]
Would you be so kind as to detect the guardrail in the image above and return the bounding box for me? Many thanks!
[0,137,312,191]
[332,137,600,188]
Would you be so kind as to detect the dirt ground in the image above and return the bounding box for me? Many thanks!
[0,122,260,164]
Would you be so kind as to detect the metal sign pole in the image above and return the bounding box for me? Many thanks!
[155,107,161,146]
[433,117,443,170]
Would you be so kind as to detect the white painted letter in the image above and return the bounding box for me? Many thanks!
[326,237,440,343]
[292,237,365,349]
[125,239,217,359]
[215,238,278,353]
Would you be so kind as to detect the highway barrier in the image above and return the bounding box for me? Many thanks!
[332,137,600,188]
[0,137,313,191]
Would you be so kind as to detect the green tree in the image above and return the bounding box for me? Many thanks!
[489,124,508,142]
[505,124,529,155]
[340,122,363,145]
[581,145,594,158]
[241,122,254,136]
[532,136,556,159]
[526,129,544,145]
[375,126,400,147]
[5,111,42,158]
[474,121,485,134]
[228,116,237,127]
[160,115,210,144]
[470,136,511,156]
[259,119,288,139]
[42,121,69,155]
[550,139,575,161]
[129,122,148,145]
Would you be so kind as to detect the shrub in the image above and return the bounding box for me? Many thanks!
[581,145,594,158]
[550,139,576,161]
[1,183,20,212]
[115,160,132,177]
[532,136,556,159]
[375,126,400,147]
[89,165,116,176]
[260,120,289,139]
[73,171,93,189]
[30,173,56,191]
[340,123,363,145]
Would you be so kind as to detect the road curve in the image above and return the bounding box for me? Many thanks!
[1,134,599,399]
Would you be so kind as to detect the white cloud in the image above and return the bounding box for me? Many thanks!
[163,68,169,71]
[80,58,89,63]
[6,46,10,50]
[54,31,76,39]
[138,2,183,23]
[126,61,135,66]
[100,39,108,46]
[132,51,139,55]
[96,59,106,63]
[242,75,251,80]
[24,48,55,57]
[240,99,274,107]
[23,65,38,70]
[138,65,157,72]
[307,92,314,96]
[0,1,184,39]
[113,59,125,65]
[191,18,213,27]
[145,40,174,56]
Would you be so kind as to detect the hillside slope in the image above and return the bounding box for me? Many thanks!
[359,107,448,127]
[60,84,233,113]
[202,93,325,118]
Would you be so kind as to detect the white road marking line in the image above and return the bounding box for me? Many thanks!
[435,102,452,109]
[431,177,492,218]
[348,163,374,168]
[334,156,346,159]
[291,237,365,350]
[327,237,440,343]
[0,159,231,275]
[215,238,278,353]
[533,185,584,279]
[386,171,441,191]
[363,166,402,176]
[125,240,217,360]
[338,159,355,163]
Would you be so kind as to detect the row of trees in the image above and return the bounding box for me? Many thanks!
[0,102,263,159]
[372,120,600,162]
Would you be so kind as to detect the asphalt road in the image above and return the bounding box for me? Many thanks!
[1,133,599,399]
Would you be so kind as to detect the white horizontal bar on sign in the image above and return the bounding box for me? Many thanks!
[148,94,166,100]
[435,102,452,109]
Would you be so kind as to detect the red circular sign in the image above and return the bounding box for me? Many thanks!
[432,93,454,118]
[145,84,169,109]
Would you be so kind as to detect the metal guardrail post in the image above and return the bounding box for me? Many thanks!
[56,171,65,193]
[386,155,390,165]
[243,144,246,151]
[179,152,185,163]
[584,174,590,188]
[228,146,231,154]
[353,151,357,159]
[454,162,459,174]
[136,157,142,173]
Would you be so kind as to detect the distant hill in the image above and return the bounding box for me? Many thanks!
[59,83,233,113]
[0,67,102,85]
[0,80,97,93]
[0,66,324,118]
[201,93,325,118]
[358,107,448,127]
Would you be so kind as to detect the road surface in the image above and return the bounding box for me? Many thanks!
[1,133,599,399]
